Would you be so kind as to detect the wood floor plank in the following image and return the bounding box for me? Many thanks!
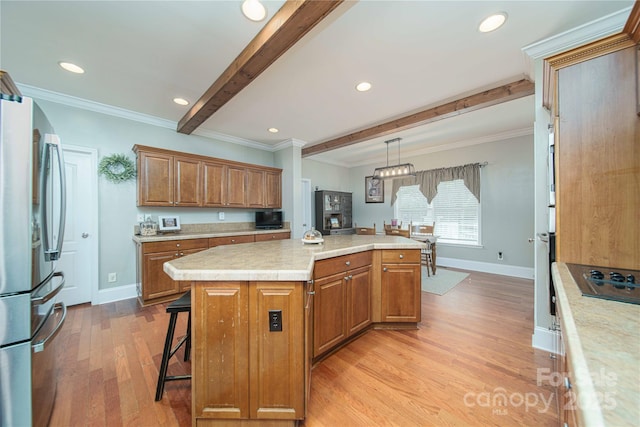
[49,268,558,426]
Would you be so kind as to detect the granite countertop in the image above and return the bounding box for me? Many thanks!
[552,262,640,427]
[164,234,425,282]
[132,227,290,244]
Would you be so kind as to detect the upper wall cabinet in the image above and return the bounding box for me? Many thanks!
[133,145,282,209]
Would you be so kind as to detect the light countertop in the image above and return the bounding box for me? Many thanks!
[132,227,290,244]
[552,262,640,427]
[164,234,425,282]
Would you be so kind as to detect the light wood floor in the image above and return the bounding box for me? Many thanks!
[49,268,558,426]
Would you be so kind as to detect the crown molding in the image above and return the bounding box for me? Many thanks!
[16,83,276,152]
[309,127,534,169]
[272,138,307,152]
[522,6,631,60]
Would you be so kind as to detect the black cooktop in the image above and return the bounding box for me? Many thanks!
[566,263,640,305]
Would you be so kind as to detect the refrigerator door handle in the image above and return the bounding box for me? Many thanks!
[41,135,66,262]
[32,271,65,306]
[33,302,66,353]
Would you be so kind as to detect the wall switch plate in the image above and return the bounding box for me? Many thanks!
[218,211,225,220]
[269,310,282,332]
[108,272,117,282]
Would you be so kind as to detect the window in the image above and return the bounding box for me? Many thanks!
[394,180,480,245]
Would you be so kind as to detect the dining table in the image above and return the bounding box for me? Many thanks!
[410,233,439,275]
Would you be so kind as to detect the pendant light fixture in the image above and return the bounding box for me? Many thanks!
[372,138,416,179]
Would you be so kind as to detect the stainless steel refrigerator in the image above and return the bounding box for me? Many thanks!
[1,79,67,426]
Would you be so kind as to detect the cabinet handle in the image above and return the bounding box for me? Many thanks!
[307,291,315,295]
[345,261,351,266]
[176,243,181,247]
[399,254,404,259]
[383,267,388,272]
[231,239,236,243]
[175,253,179,257]
[180,252,184,256]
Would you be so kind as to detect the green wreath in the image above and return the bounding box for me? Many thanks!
[98,153,136,183]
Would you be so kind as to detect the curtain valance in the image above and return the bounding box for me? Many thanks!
[390,163,481,205]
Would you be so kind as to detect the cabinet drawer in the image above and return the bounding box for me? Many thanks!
[208,234,255,247]
[314,251,372,278]
[142,238,208,254]
[255,232,290,242]
[381,249,420,264]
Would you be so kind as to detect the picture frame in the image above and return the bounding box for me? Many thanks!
[365,176,384,203]
[158,215,181,232]
[330,217,340,228]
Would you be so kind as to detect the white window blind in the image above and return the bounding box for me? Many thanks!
[394,180,480,245]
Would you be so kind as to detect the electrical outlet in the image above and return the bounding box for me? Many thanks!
[498,252,504,261]
[108,272,117,282]
[269,310,282,332]
[218,211,225,220]
[137,214,145,222]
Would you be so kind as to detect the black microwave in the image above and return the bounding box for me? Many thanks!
[255,211,283,229]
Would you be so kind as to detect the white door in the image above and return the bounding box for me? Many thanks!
[300,179,312,237]
[56,145,98,306]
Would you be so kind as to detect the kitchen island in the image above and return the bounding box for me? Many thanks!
[164,235,424,426]
[552,263,640,427]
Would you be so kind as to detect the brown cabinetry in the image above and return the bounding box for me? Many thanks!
[313,252,372,358]
[137,238,208,305]
[192,281,304,424]
[544,37,639,270]
[380,249,421,322]
[255,232,290,242]
[208,234,255,247]
[133,145,282,209]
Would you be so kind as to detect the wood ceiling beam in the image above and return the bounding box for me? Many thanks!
[177,0,343,135]
[301,78,535,158]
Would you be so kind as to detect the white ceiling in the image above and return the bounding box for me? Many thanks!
[0,0,633,167]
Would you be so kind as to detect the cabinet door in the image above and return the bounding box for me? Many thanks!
[142,251,179,300]
[227,166,247,207]
[193,282,249,420]
[313,272,346,357]
[246,168,265,208]
[202,161,227,207]
[381,263,421,322]
[249,281,304,419]
[265,170,282,208]
[346,265,372,335]
[138,151,173,206]
[174,156,202,207]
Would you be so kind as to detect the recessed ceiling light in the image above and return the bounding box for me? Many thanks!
[173,97,189,106]
[479,12,507,33]
[59,62,85,74]
[268,127,279,133]
[356,82,372,92]
[241,0,266,22]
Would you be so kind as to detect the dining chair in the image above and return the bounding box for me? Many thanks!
[385,227,410,238]
[354,223,376,235]
[410,222,435,275]
[383,220,402,231]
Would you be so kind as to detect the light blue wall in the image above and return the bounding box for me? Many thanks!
[36,99,277,291]
[305,134,535,269]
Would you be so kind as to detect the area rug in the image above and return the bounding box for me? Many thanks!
[421,267,470,295]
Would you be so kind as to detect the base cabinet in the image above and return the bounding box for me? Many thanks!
[193,281,304,424]
[137,238,208,305]
[380,250,421,322]
[313,252,372,358]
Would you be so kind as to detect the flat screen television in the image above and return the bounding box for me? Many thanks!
[255,211,283,229]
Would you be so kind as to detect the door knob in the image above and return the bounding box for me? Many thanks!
[82,232,89,238]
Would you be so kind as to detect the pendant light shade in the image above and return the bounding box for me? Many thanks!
[372,138,416,179]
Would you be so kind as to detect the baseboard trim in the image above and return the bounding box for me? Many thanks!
[96,283,138,305]
[437,257,534,279]
[532,326,562,354]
